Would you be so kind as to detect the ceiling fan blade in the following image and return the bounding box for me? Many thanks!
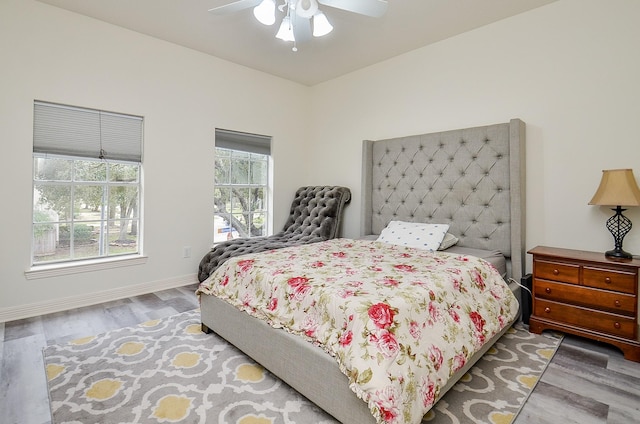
[318,0,388,18]
[208,0,262,15]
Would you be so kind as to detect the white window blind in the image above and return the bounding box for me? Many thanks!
[215,128,271,156]
[33,101,143,162]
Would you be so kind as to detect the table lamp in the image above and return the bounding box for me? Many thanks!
[589,169,640,259]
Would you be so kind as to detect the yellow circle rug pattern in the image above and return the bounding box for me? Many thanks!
[44,309,335,424]
[422,325,562,423]
[44,310,561,423]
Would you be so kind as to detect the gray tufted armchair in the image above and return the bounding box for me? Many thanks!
[197,186,351,282]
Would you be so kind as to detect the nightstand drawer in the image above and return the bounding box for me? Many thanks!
[534,279,636,316]
[534,299,637,339]
[534,259,580,284]
[583,266,637,294]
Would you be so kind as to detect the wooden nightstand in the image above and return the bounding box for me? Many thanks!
[528,245,640,362]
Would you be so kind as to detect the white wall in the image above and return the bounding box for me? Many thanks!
[2,0,639,319]
[0,0,311,318]
[309,0,640,272]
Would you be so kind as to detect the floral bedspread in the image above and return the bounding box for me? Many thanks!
[197,238,519,424]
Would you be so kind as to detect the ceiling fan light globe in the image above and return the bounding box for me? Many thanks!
[276,16,296,42]
[296,0,319,18]
[313,11,333,37]
[253,0,276,25]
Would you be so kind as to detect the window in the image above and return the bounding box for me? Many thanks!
[214,129,271,243]
[32,101,143,266]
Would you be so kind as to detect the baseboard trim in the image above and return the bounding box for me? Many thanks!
[0,274,199,323]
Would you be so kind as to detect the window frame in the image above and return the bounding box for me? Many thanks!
[29,101,144,273]
[32,154,143,265]
[214,129,272,244]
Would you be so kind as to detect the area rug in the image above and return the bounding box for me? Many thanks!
[44,310,561,424]
[422,324,561,424]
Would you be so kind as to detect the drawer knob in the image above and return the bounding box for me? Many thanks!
[553,269,560,275]
[615,300,621,307]
[545,287,551,294]
[614,322,621,329]
[605,277,612,284]
[544,307,551,313]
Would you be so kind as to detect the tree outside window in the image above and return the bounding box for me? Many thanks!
[214,147,268,242]
[33,156,140,263]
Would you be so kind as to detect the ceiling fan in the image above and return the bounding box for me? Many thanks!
[209,0,389,51]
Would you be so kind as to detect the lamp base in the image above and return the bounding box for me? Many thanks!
[605,248,633,260]
[604,206,634,260]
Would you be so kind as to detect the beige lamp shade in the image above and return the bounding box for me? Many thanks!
[589,169,640,207]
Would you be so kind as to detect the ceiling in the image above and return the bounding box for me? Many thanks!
[37,0,556,86]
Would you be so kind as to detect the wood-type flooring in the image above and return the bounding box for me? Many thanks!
[1,284,639,424]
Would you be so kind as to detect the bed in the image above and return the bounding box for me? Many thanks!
[198,118,526,424]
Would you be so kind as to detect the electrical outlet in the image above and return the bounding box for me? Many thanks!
[183,246,191,258]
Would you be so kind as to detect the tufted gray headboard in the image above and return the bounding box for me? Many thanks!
[361,119,526,281]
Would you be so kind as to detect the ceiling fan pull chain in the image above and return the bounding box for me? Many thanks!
[209,0,388,52]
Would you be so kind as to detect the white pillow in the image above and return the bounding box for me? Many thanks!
[377,221,450,251]
[438,232,459,250]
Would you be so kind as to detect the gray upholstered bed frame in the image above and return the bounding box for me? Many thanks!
[200,119,526,424]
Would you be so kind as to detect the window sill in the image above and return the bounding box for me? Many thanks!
[25,255,148,280]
